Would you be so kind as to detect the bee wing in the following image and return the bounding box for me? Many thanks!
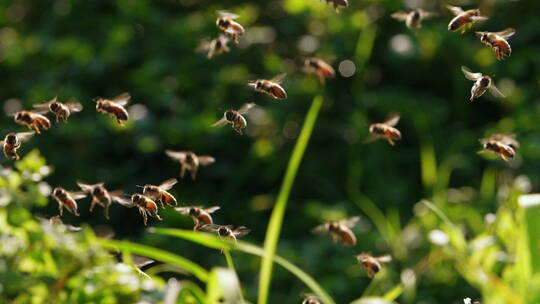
[446,5,464,16]
[32,101,52,110]
[113,196,135,208]
[66,100,83,112]
[0,140,4,145]
[461,66,482,81]
[211,116,228,128]
[174,207,191,215]
[311,224,328,234]
[199,224,221,232]
[383,115,400,127]
[109,190,124,197]
[238,103,256,115]
[247,81,257,89]
[217,10,239,19]
[133,255,155,269]
[16,131,35,142]
[76,181,94,192]
[112,92,131,106]
[488,83,506,98]
[470,15,488,22]
[494,134,519,149]
[165,150,187,161]
[196,39,212,52]
[339,216,361,228]
[198,156,215,166]
[270,73,287,84]
[419,10,438,19]
[495,28,516,39]
[159,178,178,191]
[233,226,251,237]
[68,191,87,200]
[204,206,221,214]
[390,11,409,21]
[376,254,393,263]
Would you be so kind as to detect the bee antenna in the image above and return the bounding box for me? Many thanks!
[135,185,144,189]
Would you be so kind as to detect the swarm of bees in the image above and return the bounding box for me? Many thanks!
[3,3,522,303]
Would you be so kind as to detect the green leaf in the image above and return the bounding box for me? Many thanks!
[97,238,209,282]
[152,228,336,304]
[258,95,323,304]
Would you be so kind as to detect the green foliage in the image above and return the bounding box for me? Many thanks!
[0,153,162,303]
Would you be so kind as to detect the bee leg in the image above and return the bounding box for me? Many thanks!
[58,203,64,216]
[142,210,148,226]
[318,74,325,84]
[501,154,509,162]
[32,124,41,134]
[104,203,111,220]
[89,199,98,212]
[14,153,20,160]
[191,168,197,180]
[180,166,186,178]
[56,116,60,123]
[387,138,395,146]
[192,219,200,231]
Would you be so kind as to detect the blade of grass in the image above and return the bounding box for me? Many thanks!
[152,228,336,304]
[98,238,209,282]
[258,95,323,304]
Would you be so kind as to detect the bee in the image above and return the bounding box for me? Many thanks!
[479,134,519,162]
[1,131,34,160]
[211,103,255,135]
[475,28,516,60]
[216,11,245,44]
[323,0,348,12]
[391,9,437,30]
[355,253,392,278]
[76,182,124,220]
[197,35,231,59]
[11,110,51,134]
[175,206,221,231]
[165,150,215,180]
[201,224,250,243]
[47,215,82,232]
[32,97,83,123]
[461,66,505,101]
[312,216,361,246]
[248,74,287,99]
[116,194,162,226]
[447,6,487,33]
[303,58,335,84]
[95,92,131,125]
[139,178,178,208]
[52,187,87,217]
[368,115,402,146]
[302,294,322,304]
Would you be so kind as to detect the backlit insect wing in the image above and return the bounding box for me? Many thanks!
[217,10,240,20]
[174,206,193,215]
[165,150,187,161]
[383,115,400,127]
[32,97,58,111]
[16,131,35,142]
[211,115,229,128]
[112,92,131,106]
[238,103,256,115]
[66,99,83,112]
[488,82,505,98]
[461,66,482,81]
[376,254,393,263]
[391,11,409,21]
[447,5,464,16]
[311,223,329,234]
[232,226,250,237]
[270,73,287,84]
[159,178,178,191]
[495,28,516,40]
[113,196,135,208]
[493,133,519,150]
[197,156,215,166]
[68,191,87,200]
[204,206,221,214]
[338,216,361,228]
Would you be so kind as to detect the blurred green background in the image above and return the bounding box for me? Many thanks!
[1,0,540,303]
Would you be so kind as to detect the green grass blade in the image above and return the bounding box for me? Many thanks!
[152,228,336,304]
[258,95,324,304]
[98,238,209,282]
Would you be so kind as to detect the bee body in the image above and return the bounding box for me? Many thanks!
[142,178,178,207]
[52,187,86,217]
[131,194,162,226]
[479,134,519,162]
[355,253,392,278]
[176,206,220,230]
[448,9,483,32]
[216,11,244,44]
[251,79,287,99]
[323,0,349,12]
[476,29,515,60]
[312,216,360,246]
[14,111,51,134]
[304,58,335,84]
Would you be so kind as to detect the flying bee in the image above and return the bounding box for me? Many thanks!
[302,294,322,304]
[116,194,162,226]
[391,9,437,30]
[1,131,34,160]
[165,150,215,180]
[76,182,124,220]
[211,103,255,135]
[461,66,505,101]
[355,253,392,278]
[32,97,83,123]
[479,134,519,162]
[312,216,361,246]
[175,206,221,231]
[248,74,287,99]
[11,110,51,134]
[216,11,245,44]
[95,92,131,125]
[197,35,231,59]
[447,6,487,33]
[139,178,178,208]
[52,187,87,217]
[464,298,481,304]
[212,103,255,135]
[303,58,335,84]
[475,28,516,60]
[323,0,348,12]
[368,115,402,146]
[201,224,250,244]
